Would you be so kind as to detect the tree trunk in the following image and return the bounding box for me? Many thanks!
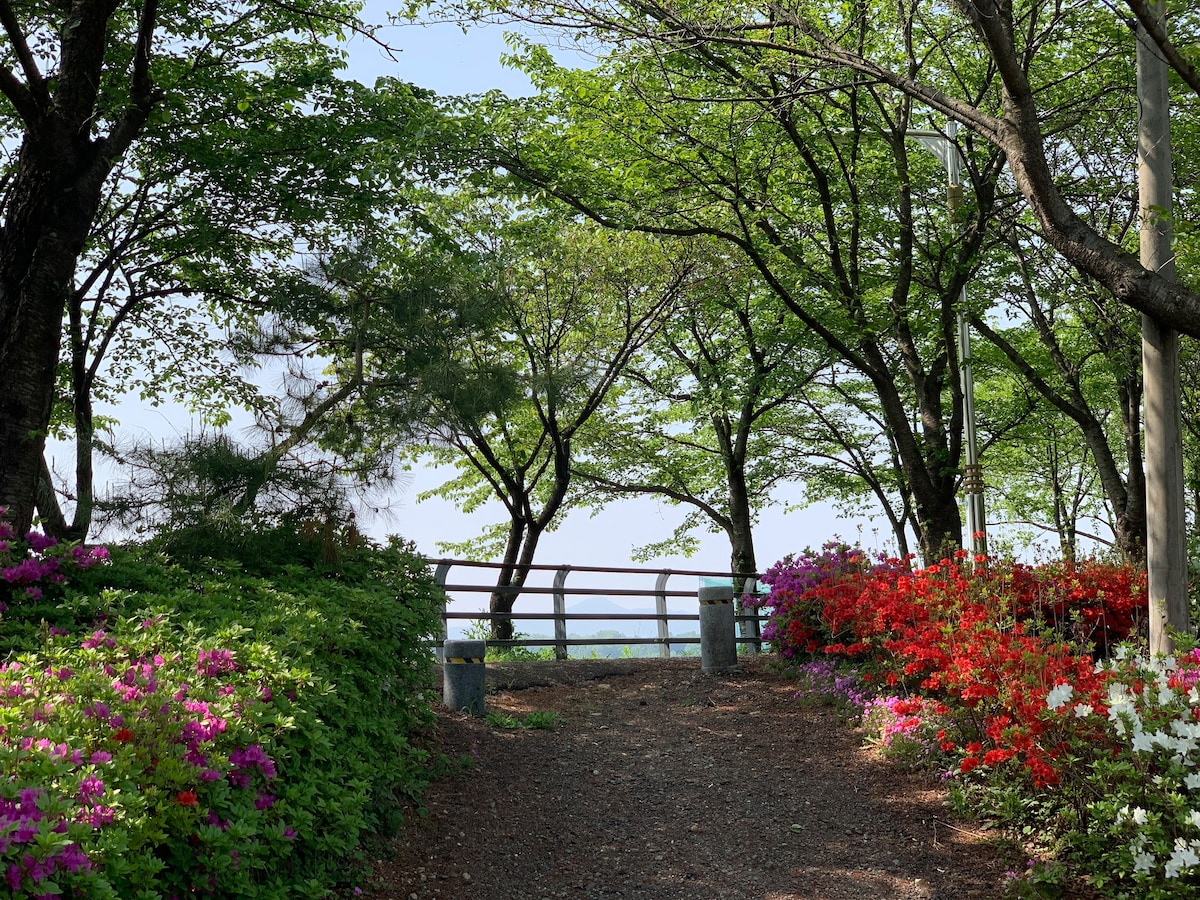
[489,519,546,643]
[725,469,760,651]
[0,127,103,535]
[35,454,70,539]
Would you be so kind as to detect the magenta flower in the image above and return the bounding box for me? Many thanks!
[82,631,115,650]
[77,774,106,801]
[196,648,238,677]
[24,531,58,552]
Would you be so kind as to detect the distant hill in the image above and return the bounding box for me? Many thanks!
[446,596,707,657]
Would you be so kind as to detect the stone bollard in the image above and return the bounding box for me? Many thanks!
[698,585,739,674]
[442,639,486,715]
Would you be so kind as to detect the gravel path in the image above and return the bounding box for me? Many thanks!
[360,656,1068,899]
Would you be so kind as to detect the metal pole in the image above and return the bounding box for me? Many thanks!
[654,571,672,658]
[910,123,987,557]
[1137,6,1188,655]
[433,561,453,662]
[552,566,570,660]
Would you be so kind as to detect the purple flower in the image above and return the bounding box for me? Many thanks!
[230,744,277,779]
[58,843,92,873]
[83,806,115,827]
[77,774,106,800]
[24,531,58,552]
[82,630,115,650]
[196,648,238,677]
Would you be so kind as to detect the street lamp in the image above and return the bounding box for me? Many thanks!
[906,122,988,559]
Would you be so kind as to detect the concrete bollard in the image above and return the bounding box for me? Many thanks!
[698,585,739,674]
[442,639,487,715]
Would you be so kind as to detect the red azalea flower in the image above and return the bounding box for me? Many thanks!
[175,790,199,806]
[113,727,135,742]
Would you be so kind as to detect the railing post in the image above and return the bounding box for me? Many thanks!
[655,571,672,658]
[434,561,453,662]
[699,582,738,673]
[553,566,570,660]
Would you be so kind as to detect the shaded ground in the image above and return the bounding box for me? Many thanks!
[361,656,1087,899]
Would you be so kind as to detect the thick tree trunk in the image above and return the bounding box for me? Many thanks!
[0,0,158,537]
[0,129,102,535]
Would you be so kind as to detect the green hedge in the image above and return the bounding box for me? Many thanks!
[0,528,442,898]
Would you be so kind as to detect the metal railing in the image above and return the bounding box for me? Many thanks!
[428,558,766,660]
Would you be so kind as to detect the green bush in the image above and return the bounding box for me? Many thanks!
[0,528,442,898]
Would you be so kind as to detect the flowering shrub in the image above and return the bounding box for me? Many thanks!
[1053,648,1200,896]
[788,657,871,714]
[0,510,109,609]
[1,620,303,898]
[764,554,1145,787]
[762,548,1178,895]
[1,531,443,898]
[746,542,893,656]
[859,695,949,771]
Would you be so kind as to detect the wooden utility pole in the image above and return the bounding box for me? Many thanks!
[1137,2,1188,655]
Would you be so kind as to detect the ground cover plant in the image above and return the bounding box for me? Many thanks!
[754,543,1200,897]
[0,517,442,899]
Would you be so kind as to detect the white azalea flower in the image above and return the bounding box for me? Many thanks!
[1164,838,1200,879]
[1187,773,1200,791]
[1046,682,1074,710]
[1107,681,1133,704]
[1133,851,1157,873]
[1073,703,1093,718]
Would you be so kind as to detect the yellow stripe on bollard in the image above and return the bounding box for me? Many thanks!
[446,657,485,664]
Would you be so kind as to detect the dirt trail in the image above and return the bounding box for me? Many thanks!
[362,656,1050,899]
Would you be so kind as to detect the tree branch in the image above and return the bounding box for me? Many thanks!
[1124,0,1200,96]
[0,0,46,122]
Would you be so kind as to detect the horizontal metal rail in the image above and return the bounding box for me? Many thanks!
[441,584,699,598]
[427,558,759,579]
[442,611,703,621]
[428,558,767,661]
